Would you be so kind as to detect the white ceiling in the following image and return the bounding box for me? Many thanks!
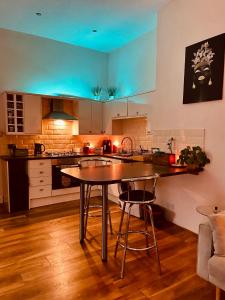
[0,0,170,52]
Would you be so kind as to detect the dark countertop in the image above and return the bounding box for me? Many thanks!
[0,152,195,176]
[0,153,132,161]
[61,162,189,184]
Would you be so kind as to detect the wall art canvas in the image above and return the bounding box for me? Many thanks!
[183,33,225,104]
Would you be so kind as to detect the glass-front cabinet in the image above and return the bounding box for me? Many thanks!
[0,92,42,135]
[6,93,24,133]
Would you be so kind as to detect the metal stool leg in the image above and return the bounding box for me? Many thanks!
[108,209,113,235]
[120,203,132,279]
[84,184,91,238]
[148,204,161,275]
[143,204,150,255]
[115,201,126,258]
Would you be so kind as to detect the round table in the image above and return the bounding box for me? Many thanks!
[196,205,225,217]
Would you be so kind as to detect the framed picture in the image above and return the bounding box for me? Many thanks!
[183,33,225,104]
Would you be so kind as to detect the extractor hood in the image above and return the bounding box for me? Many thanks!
[43,99,77,120]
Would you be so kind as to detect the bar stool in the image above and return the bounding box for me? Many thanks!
[114,174,161,278]
[79,158,113,237]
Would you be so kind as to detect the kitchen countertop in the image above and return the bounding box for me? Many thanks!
[0,153,136,161]
[0,152,197,176]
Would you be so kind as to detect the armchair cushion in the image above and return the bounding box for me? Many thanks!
[209,212,225,256]
[208,256,225,291]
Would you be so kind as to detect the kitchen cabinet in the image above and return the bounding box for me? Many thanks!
[103,94,152,135]
[23,94,42,134]
[102,99,127,134]
[78,100,103,134]
[0,92,42,135]
[1,159,29,212]
[110,98,127,118]
[127,94,149,117]
[28,160,52,203]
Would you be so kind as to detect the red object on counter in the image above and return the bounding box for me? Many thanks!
[169,153,176,165]
[113,145,118,153]
[89,147,94,154]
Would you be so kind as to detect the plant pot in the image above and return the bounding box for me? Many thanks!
[187,164,199,170]
[187,164,201,175]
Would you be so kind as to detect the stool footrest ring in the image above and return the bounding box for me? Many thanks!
[118,230,156,251]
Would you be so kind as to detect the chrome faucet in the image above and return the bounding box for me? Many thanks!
[121,136,133,153]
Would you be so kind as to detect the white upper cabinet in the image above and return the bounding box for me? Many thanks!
[91,101,103,134]
[78,100,103,134]
[0,92,42,135]
[127,94,149,117]
[102,101,113,134]
[24,94,42,134]
[78,100,92,134]
[110,98,127,118]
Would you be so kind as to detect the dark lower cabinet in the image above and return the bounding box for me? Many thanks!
[8,159,29,212]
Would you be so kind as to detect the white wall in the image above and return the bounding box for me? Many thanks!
[152,0,225,232]
[0,28,108,98]
[108,30,156,97]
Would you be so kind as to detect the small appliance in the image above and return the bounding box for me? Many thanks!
[34,143,45,155]
[102,139,112,154]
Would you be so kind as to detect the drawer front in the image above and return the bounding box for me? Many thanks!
[29,185,52,199]
[28,159,51,170]
[29,167,51,178]
[29,176,51,187]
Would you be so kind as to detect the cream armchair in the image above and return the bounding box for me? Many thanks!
[197,220,225,300]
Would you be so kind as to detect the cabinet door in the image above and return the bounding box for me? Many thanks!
[4,93,24,134]
[78,100,92,134]
[111,98,127,118]
[102,101,113,134]
[0,93,6,133]
[127,94,149,117]
[24,95,42,134]
[91,101,103,134]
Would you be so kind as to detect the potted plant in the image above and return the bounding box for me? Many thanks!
[107,87,117,99]
[92,86,102,100]
[177,146,210,170]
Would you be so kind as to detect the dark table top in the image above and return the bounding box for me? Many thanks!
[61,162,189,185]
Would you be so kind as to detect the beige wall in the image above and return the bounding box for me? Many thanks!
[151,0,225,232]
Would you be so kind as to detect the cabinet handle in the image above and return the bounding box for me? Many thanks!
[40,171,43,174]
[39,163,44,166]
[40,180,44,183]
[40,188,44,192]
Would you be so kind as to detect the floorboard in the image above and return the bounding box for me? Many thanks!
[0,200,217,299]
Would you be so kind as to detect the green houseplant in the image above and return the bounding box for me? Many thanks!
[177,146,210,170]
[107,87,117,99]
[92,86,102,100]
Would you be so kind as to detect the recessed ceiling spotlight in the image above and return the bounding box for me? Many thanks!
[92,29,97,33]
[35,12,42,16]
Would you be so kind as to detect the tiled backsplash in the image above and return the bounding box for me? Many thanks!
[111,120,205,155]
[150,128,205,154]
[0,117,205,156]
[0,120,105,155]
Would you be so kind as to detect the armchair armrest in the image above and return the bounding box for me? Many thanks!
[197,222,214,281]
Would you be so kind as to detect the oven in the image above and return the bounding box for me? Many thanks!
[51,157,80,190]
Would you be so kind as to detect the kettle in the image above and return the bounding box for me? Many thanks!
[34,143,45,155]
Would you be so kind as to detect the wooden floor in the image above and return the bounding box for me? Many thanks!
[0,199,217,300]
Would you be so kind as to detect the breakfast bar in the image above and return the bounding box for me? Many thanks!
[61,162,189,261]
